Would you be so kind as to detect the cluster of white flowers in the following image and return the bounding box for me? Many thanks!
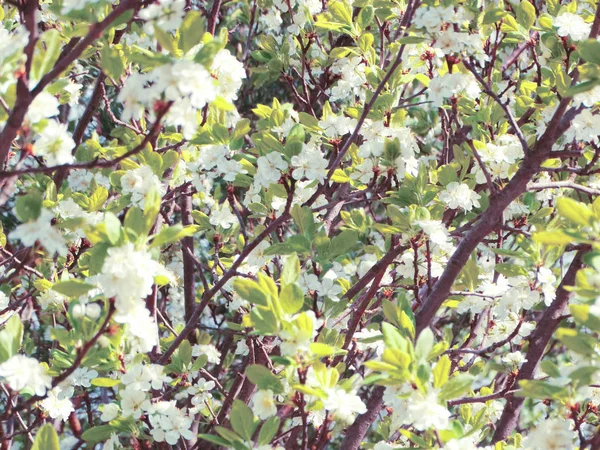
[384,386,450,431]
[427,72,481,107]
[0,355,52,395]
[553,12,592,41]
[329,56,368,102]
[9,208,67,256]
[472,135,523,183]
[34,120,75,165]
[439,182,481,212]
[120,165,165,209]
[97,243,165,351]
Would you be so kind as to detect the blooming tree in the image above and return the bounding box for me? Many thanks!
[4,0,600,449]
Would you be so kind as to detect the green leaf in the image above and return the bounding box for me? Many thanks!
[233,278,269,306]
[82,425,121,443]
[104,212,122,245]
[331,169,351,183]
[516,1,536,30]
[556,197,594,226]
[494,263,529,277]
[415,328,434,360]
[150,224,197,248]
[397,35,425,44]
[88,187,109,212]
[246,364,284,394]
[33,30,62,82]
[532,230,573,245]
[280,283,304,315]
[357,6,374,29]
[52,280,95,298]
[154,25,178,55]
[578,40,600,65]
[556,327,596,355]
[516,380,568,399]
[230,400,257,441]
[258,416,280,445]
[100,45,125,80]
[143,187,162,234]
[32,424,59,450]
[439,374,473,401]
[0,315,23,363]
[328,230,358,258]
[179,11,206,53]
[482,8,506,25]
[191,210,212,230]
[91,377,121,387]
[570,304,600,333]
[124,206,145,236]
[433,355,451,388]
[15,191,43,222]
[381,322,407,350]
[281,254,300,285]
[198,434,232,446]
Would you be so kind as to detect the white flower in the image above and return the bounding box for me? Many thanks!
[574,85,600,107]
[39,289,67,310]
[0,292,11,324]
[97,242,163,317]
[434,30,463,54]
[439,182,481,211]
[41,386,73,422]
[188,378,216,409]
[252,390,277,419]
[255,152,288,188]
[102,433,122,450]
[211,49,246,102]
[554,12,591,41]
[315,271,342,302]
[71,367,98,388]
[27,92,59,123]
[522,417,576,449]
[407,390,450,431]
[568,109,600,144]
[323,388,367,424]
[209,204,237,230]
[9,209,67,256]
[34,121,75,166]
[413,6,447,32]
[192,344,221,364]
[0,355,52,396]
[319,115,357,137]
[417,220,451,249]
[101,403,120,422]
[538,267,557,306]
[148,402,194,445]
[502,351,527,366]
[120,389,150,419]
[351,159,375,184]
[120,165,165,209]
[123,305,159,353]
[0,25,28,61]
[291,145,328,182]
[117,73,149,122]
[139,0,186,32]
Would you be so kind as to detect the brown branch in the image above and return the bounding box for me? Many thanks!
[157,184,295,365]
[415,106,581,337]
[491,249,587,443]
[0,0,138,166]
[339,385,385,450]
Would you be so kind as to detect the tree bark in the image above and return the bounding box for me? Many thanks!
[491,249,586,443]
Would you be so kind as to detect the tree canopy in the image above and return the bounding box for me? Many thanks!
[1,0,600,449]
